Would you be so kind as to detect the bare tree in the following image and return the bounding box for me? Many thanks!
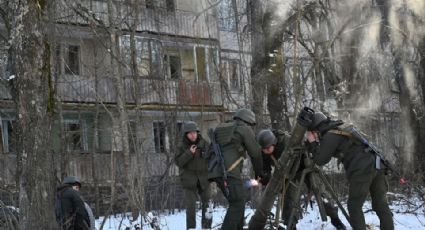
[4,0,57,229]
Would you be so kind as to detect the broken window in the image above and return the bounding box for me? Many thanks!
[169,56,181,79]
[0,120,16,153]
[153,121,166,153]
[64,120,86,152]
[164,48,182,79]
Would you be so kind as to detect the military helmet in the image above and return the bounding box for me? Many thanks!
[63,176,82,187]
[183,121,199,133]
[310,112,328,130]
[233,108,256,125]
[257,129,277,148]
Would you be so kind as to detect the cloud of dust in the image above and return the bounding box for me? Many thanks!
[359,12,381,56]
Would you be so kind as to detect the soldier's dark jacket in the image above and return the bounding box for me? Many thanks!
[175,133,209,190]
[214,120,263,179]
[262,130,288,183]
[309,120,394,230]
[310,122,375,182]
[56,185,90,230]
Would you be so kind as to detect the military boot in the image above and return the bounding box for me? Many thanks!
[331,218,346,230]
[202,218,212,229]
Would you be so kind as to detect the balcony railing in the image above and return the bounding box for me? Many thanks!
[55,1,218,39]
[54,75,223,107]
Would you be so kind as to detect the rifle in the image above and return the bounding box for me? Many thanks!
[207,128,229,197]
[347,126,407,184]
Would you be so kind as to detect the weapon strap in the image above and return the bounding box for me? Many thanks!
[227,156,245,172]
[327,129,352,137]
[270,155,278,167]
[327,129,355,164]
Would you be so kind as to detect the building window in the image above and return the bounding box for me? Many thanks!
[120,36,162,78]
[56,44,81,75]
[153,121,166,153]
[164,51,182,79]
[166,0,175,12]
[228,61,240,90]
[180,48,195,80]
[0,120,16,153]
[65,45,80,75]
[196,47,206,81]
[221,59,241,91]
[218,0,236,32]
[64,120,87,152]
[208,48,219,82]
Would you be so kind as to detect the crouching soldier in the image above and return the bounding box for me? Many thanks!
[175,121,212,229]
[56,176,91,230]
[257,129,346,230]
[306,111,394,230]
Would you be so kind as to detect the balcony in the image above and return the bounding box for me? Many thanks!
[55,0,219,40]
[54,75,223,108]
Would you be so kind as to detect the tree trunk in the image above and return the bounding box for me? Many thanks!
[6,0,56,229]
[248,0,266,129]
[91,40,101,217]
[129,0,145,219]
[107,0,131,205]
[417,38,425,182]
[267,46,291,131]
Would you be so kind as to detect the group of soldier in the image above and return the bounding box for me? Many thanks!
[176,108,394,230]
[54,107,394,230]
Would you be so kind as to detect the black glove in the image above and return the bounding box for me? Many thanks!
[255,171,265,181]
[260,172,271,186]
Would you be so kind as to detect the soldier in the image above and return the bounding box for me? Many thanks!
[175,121,211,229]
[55,176,91,230]
[306,112,394,230]
[211,108,263,230]
[257,129,346,230]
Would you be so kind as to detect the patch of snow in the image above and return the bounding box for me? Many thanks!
[7,75,15,81]
[95,199,425,230]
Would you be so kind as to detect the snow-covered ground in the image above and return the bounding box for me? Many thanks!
[96,197,425,230]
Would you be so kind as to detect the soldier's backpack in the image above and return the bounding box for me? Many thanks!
[207,122,244,196]
[206,125,231,182]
